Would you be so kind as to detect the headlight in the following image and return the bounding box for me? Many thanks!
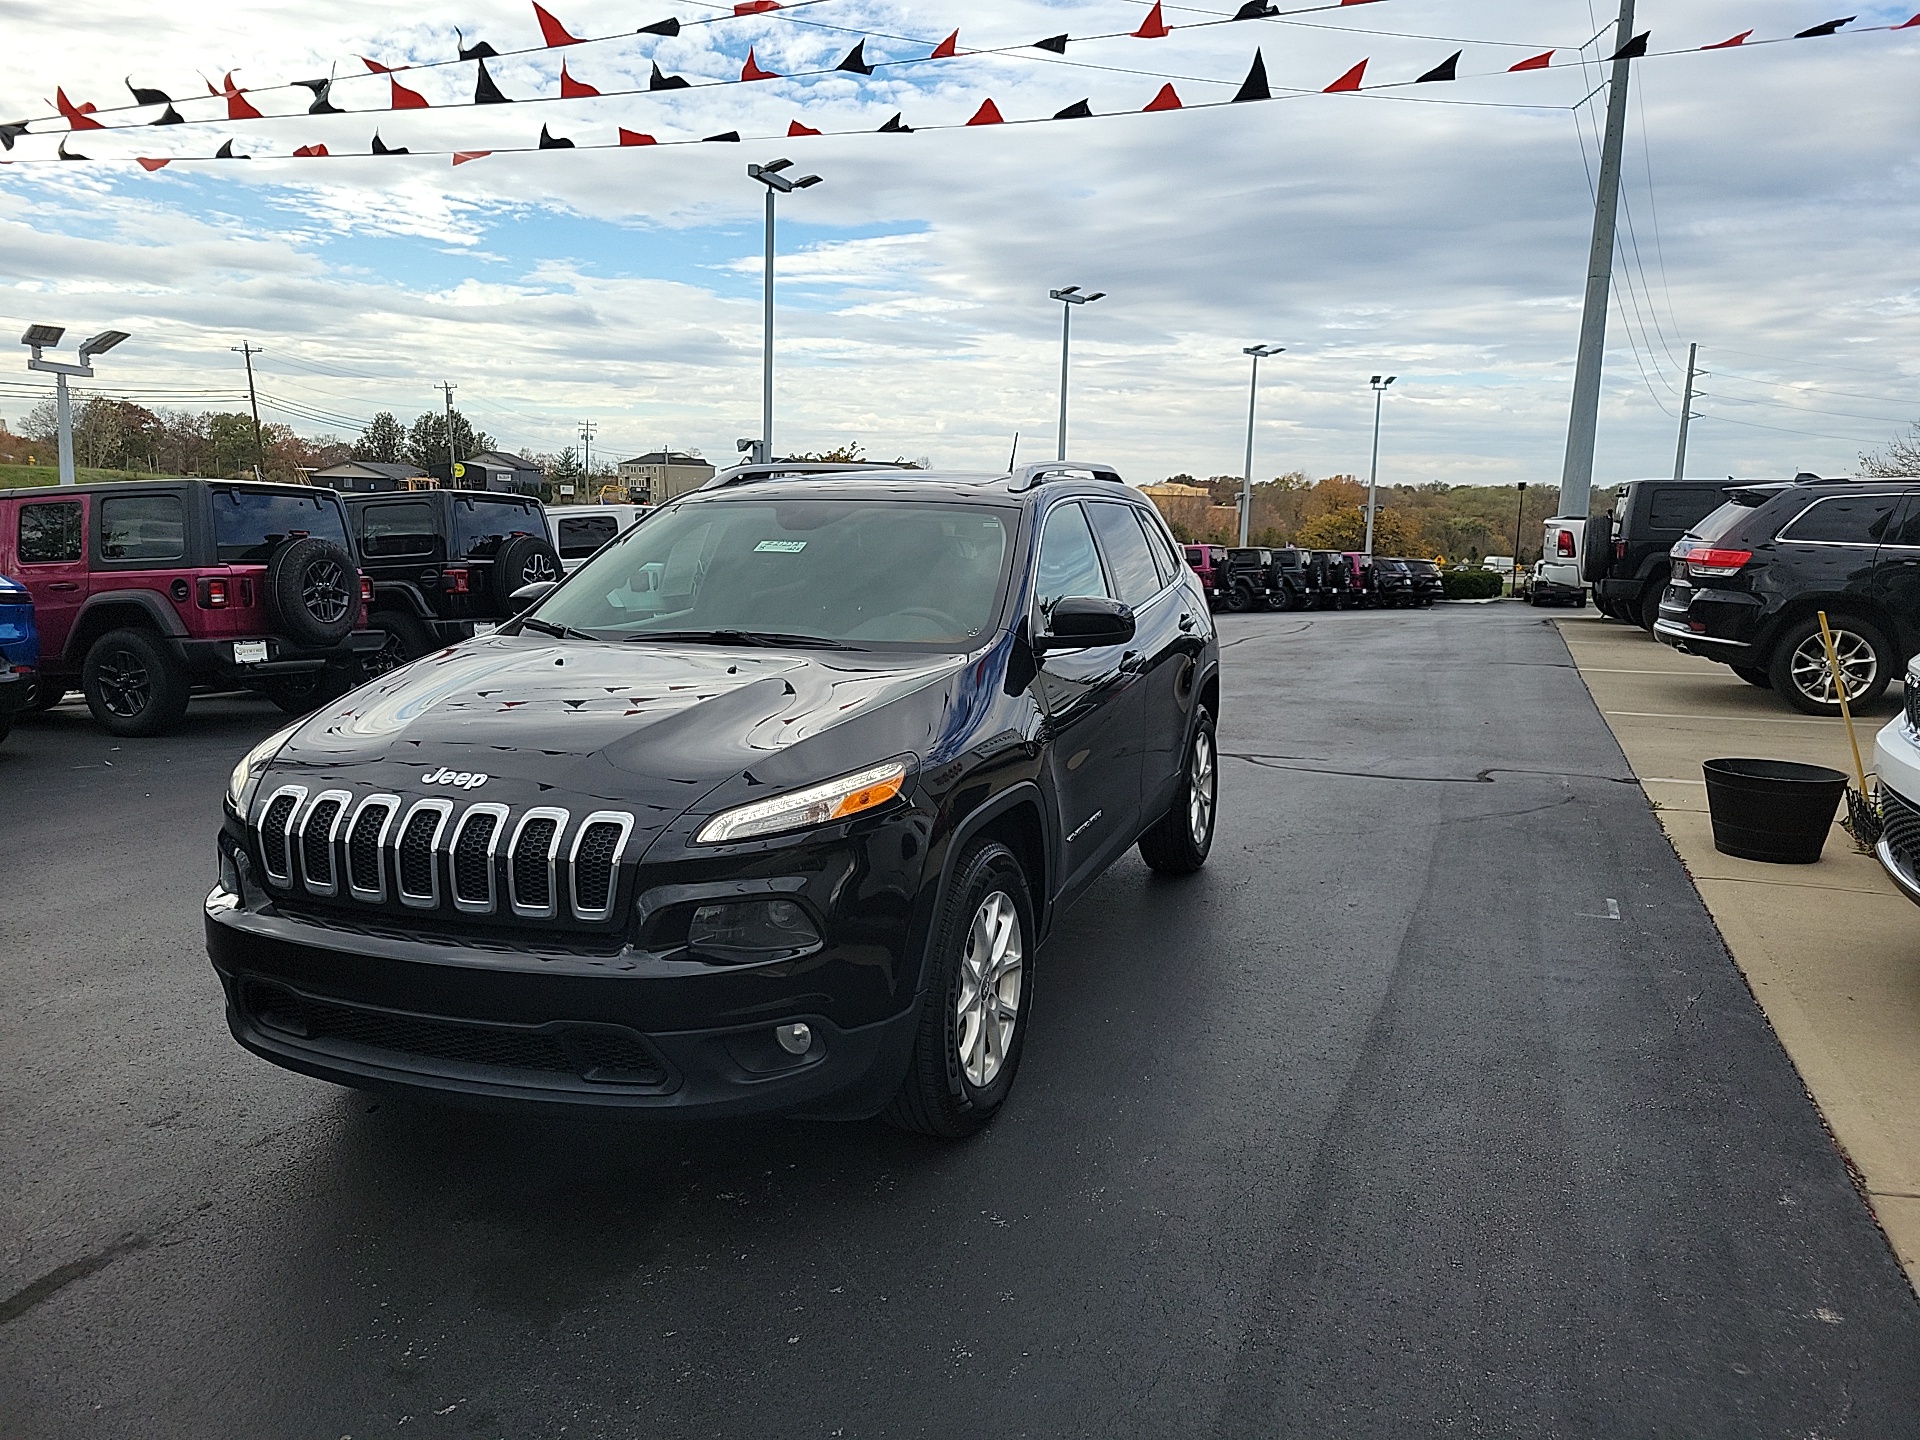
[226,720,304,816]
[694,759,908,845]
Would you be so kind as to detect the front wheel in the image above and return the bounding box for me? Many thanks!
[1139,709,1217,875]
[884,840,1035,1139]
[261,668,352,716]
[1768,614,1893,717]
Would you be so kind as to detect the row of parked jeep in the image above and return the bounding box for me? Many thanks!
[1182,545,1445,612]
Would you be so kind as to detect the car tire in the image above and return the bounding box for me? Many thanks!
[1268,587,1296,613]
[362,610,435,679]
[884,839,1036,1139]
[82,628,190,737]
[1138,707,1217,875]
[0,715,11,745]
[1732,665,1773,690]
[1637,579,1665,633]
[1220,582,1251,614]
[491,535,563,608]
[1768,613,1894,717]
[266,537,359,648]
[28,682,66,711]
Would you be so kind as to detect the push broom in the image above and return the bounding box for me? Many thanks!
[1817,610,1883,848]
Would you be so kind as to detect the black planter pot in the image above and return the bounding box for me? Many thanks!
[1703,758,1848,864]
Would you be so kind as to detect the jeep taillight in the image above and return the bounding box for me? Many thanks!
[1556,530,1576,558]
[1614,541,1627,560]
[1685,548,1752,579]
[360,576,374,606]
[198,577,230,608]
[444,568,470,594]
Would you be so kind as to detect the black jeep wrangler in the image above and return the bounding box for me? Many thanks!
[343,490,563,675]
[1587,478,1735,630]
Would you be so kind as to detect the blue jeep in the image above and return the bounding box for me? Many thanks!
[0,574,39,747]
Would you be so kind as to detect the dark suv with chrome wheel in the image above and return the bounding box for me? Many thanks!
[1655,476,1919,715]
[208,461,1221,1137]
[0,480,378,735]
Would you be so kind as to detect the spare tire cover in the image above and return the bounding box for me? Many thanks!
[266,536,358,647]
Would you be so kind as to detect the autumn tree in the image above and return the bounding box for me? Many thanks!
[353,411,407,464]
[1862,425,1920,478]
[1295,505,1419,555]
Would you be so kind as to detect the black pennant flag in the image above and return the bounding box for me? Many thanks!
[1233,49,1272,101]
[1416,50,1461,82]
[1053,99,1093,119]
[650,62,691,90]
[126,79,174,106]
[1608,31,1650,60]
[58,137,88,160]
[2,122,31,151]
[1034,34,1069,53]
[371,131,409,155]
[837,41,874,75]
[1234,1,1279,16]
[539,123,574,148]
[1795,16,1855,37]
[456,29,499,60]
[215,138,249,159]
[878,112,913,132]
[703,130,741,142]
[474,60,513,104]
[297,78,342,114]
[151,105,185,125]
[638,17,681,36]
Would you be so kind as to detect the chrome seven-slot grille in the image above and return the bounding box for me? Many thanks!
[254,786,635,924]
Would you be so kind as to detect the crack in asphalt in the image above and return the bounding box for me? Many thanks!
[0,1234,151,1328]
[1224,753,1637,786]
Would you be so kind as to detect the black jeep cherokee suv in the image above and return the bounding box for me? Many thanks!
[1655,476,1920,715]
[208,462,1222,1136]
[344,489,563,677]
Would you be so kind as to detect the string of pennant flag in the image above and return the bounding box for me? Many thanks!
[3,1,1915,168]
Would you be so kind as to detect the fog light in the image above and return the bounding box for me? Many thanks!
[218,848,241,897]
[775,1022,812,1056]
[687,898,822,963]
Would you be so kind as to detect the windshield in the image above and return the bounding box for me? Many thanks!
[212,489,352,562]
[532,497,1014,649]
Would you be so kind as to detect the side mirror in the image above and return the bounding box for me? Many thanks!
[1033,595,1136,654]
[508,580,557,614]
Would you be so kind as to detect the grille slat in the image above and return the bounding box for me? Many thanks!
[1905,683,1920,738]
[300,798,343,892]
[569,814,632,921]
[510,811,566,918]
[347,799,397,899]
[395,801,451,908]
[258,791,302,886]
[453,810,502,909]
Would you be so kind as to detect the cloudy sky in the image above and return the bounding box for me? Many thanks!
[2,0,1917,487]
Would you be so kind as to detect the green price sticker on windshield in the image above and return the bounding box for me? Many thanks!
[754,540,808,553]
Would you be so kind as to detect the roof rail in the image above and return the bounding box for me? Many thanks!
[700,461,923,492]
[1009,461,1126,492]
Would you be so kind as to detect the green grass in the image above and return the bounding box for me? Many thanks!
[0,464,160,490]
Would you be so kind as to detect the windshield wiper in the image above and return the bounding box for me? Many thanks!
[519,616,600,642]
[629,629,857,651]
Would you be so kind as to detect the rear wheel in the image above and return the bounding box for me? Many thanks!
[1268,586,1295,613]
[362,611,435,679]
[1732,665,1773,690]
[1768,614,1893,717]
[1220,582,1252,614]
[1138,708,1217,875]
[82,628,190,737]
[261,668,352,716]
[884,839,1035,1139]
[1637,578,1665,633]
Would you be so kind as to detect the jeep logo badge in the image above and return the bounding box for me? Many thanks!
[422,768,489,790]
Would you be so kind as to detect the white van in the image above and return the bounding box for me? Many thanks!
[546,503,653,573]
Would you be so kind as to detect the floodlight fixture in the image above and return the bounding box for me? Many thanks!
[1051,287,1104,306]
[1246,344,1285,359]
[22,324,65,349]
[1237,345,1286,544]
[746,159,824,466]
[80,329,130,359]
[20,320,129,486]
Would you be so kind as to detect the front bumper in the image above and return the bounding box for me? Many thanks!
[1873,717,1920,909]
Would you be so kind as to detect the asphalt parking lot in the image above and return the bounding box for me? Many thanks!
[5,606,1919,1439]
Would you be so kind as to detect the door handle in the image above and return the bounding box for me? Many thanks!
[1178,613,1196,632]
[48,581,81,592]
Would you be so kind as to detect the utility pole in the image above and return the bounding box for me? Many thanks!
[437,381,458,480]
[1672,342,1699,482]
[1364,375,1395,556]
[580,420,597,484]
[1558,0,1641,522]
[232,342,265,480]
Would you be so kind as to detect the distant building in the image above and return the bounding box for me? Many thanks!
[311,460,431,493]
[616,451,715,504]
[462,450,546,494]
[427,455,542,496]
[1140,481,1217,541]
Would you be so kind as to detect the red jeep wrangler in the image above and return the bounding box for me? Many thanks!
[0,479,379,736]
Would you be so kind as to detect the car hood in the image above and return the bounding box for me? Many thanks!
[262,634,967,821]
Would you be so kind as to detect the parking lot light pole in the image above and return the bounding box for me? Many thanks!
[1513,481,1529,591]
[748,159,823,466]
[21,324,129,485]
[1364,374,1396,556]
[1239,345,1285,547]
[1050,287,1106,460]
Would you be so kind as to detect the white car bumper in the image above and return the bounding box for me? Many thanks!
[1871,700,1920,907]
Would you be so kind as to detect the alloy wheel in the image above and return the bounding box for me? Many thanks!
[97,649,152,718]
[364,632,409,678]
[954,890,1023,1088]
[1188,727,1217,846]
[521,553,558,586]
[1788,628,1875,705]
[302,559,352,626]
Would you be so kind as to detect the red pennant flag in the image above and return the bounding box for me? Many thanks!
[966,99,1004,125]
[1509,50,1554,71]
[1339,0,1382,5]
[1702,30,1752,48]
[533,2,584,47]
[787,120,822,136]
[735,0,780,11]
[390,77,430,109]
[1897,13,1920,27]
[452,150,492,165]
[1324,60,1367,92]
[227,90,263,120]
[741,48,780,81]
[1134,2,1170,38]
[559,61,599,98]
[292,143,330,157]
[56,88,106,130]
[619,128,657,145]
[361,57,397,74]
[932,30,959,59]
[1143,83,1182,111]
[137,157,171,171]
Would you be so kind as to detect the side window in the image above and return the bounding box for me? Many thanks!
[1134,508,1183,588]
[1649,486,1721,533]
[557,515,619,559]
[358,502,438,559]
[19,501,84,563]
[1885,495,1920,548]
[1086,501,1164,608]
[1033,503,1110,621]
[1779,494,1901,546]
[99,494,186,563]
